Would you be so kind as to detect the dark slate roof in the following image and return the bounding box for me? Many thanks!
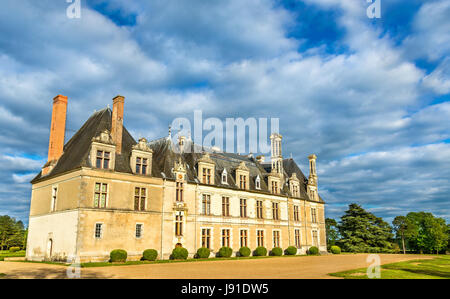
[31,108,136,183]
[32,109,324,203]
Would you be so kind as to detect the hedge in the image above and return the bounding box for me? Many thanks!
[9,247,20,252]
[218,246,233,258]
[285,246,297,255]
[239,246,251,257]
[196,247,211,259]
[253,246,267,256]
[142,249,158,261]
[330,246,341,254]
[270,247,283,256]
[110,249,127,262]
[307,246,319,255]
[171,247,189,260]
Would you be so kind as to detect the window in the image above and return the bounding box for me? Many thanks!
[176,182,184,202]
[257,230,264,247]
[51,187,57,212]
[201,228,211,249]
[240,199,247,218]
[134,187,146,211]
[292,184,299,197]
[311,208,317,223]
[221,169,227,184]
[293,205,300,222]
[96,150,110,169]
[271,181,278,193]
[295,229,301,248]
[222,197,230,217]
[255,176,261,189]
[239,175,247,189]
[273,231,280,248]
[94,183,107,208]
[256,200,263,219]
[135,224,143,238]
[202,168,212,184]
[312,230,319,246]
[136,157,148,175]
[175,214,183,236]
[222,229,230,247]
[95,223,103,239]
[202,194,211,215]
[240,230,248,247]
[272,202,279,220]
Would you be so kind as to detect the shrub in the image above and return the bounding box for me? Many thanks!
[285,246,297,255]
[330,246,341,254]
[196,247,211,259]
[253,246,267,256]
[142,249,158,261]
[307,246,319,255]
[239,246,251,257]
[171,247,189,260]
[9,247,20,252]
[218,246,233,258]
[270,247,283,256]
[110,249,127,262]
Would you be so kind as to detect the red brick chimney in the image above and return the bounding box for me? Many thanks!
[42,95,68,176]
[111,95,124,154]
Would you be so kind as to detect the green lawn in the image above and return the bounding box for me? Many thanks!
[0,250,26,261]
[329,255,450,279]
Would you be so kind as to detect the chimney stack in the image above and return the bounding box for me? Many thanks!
[47,95,68,162]
[111,95,125,154]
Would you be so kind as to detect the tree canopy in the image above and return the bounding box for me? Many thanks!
[0,215,27,250]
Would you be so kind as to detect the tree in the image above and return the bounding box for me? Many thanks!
[404,212,448,254]
[393,216,409,254]
[325,218,339,249]
[337,203,393,253]
[0,215,27,250]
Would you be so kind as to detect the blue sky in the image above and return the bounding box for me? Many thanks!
[0,0,449,225]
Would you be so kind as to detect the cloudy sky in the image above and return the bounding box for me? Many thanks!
[0,0,449,225]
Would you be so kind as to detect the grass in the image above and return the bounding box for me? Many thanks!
[0,250,26,261]
[329,255,450,279]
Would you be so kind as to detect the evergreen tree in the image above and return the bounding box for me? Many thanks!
[404,212,448,254]
[325,218,339,249]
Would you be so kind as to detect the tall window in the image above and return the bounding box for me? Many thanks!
[95,223,103,239]
[175,214,183,236]
[94,183,107,208]
[134,187,146,211]
[312,230,319,246]
[135,224,143,238]
[240,230,248,247]
[311,208,317,223]
[96,150,110,169]
[295,229,301,248]
[202,194,211,215]
[222,197,230,217]
[239,175,247,189]
[257,230,264,247]
[221,170,227,184]
[273,231,280,248]
[202,168,212,184]
[201,228,211,249]
[51,187,57,212]
[136,157,148,175]
[293,205,300,222]
[222,229,230,247]
[256,200,263,219]
[176,182,184,202]
[271,181,278,193]
[240,199,247,218]
[292,185,299,197]
[255,176,261,189]
[272,202,279,220]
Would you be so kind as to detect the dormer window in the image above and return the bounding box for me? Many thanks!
[136,157,148,175]
[198,153,215,185]
[221,169,228,184]
[235,162,250,190]
[271,181,278,193]
[96,150,110,169]
[255,176,261,190]
[239,175,247,189]
[202,168,212,184]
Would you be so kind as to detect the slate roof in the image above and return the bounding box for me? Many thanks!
[32,108,324,203]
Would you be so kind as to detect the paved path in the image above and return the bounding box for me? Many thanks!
[0,254,433,279]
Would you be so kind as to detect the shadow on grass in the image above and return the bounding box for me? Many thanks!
[1,267,113,279]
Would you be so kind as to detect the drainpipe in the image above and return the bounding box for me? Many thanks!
[160,178,166,259]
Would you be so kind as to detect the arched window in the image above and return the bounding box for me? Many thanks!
[221,169,228,184]
[255,175,261,189]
